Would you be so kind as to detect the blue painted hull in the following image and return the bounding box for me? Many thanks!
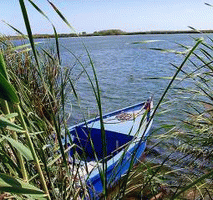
[68,100,153,198]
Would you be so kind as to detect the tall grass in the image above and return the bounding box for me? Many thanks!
[0,0,212,199]
[134,35,213,199]
[169,35,213,199]
[0,1,76,198]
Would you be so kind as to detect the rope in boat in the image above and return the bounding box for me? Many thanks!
[103,106,145,124]
[116,110,142,121]
[103,98,152,124]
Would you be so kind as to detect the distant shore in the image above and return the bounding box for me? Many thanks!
[6,29,213,40]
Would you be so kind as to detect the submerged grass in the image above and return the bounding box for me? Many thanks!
[0,0,212,199]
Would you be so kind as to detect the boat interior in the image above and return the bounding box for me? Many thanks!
[69,126,134,161]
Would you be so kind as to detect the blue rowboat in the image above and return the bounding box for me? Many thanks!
[68,98,153,198]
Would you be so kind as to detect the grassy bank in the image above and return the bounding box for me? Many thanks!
[0,1,212,199]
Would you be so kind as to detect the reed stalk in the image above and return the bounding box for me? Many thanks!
[16,104,50,199]
[4,100,28,182]
[0,51,28,182]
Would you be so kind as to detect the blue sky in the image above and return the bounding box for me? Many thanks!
[1,0,213,36]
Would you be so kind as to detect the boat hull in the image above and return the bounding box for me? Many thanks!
[68,100,153,197]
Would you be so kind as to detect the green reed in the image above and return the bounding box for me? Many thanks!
[135,35,213,199]
[170,35,213,199]
[0,0,212,199]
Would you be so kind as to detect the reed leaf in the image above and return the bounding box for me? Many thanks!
[172,169,213,199]
[150,38,203,124]
[0,173,44,195]
[0,115,23,132]
[47,144,75,167]
[28,0,49,21]
[53,26,61,64]
[28,0,61,63]
[132,40,163,44]
[0,72,19,104]
[0,52,8,80]
[19,0,40,69]
[11,42,41,51]
[16,104,51,199]
[204,2,213,7]
[0,149,22,177]
[2,136,33,161]
[47,0,75,32]
[150,47,189,54]
[4,113,18,119]
[2,20,28,39]
[0,53,19,103]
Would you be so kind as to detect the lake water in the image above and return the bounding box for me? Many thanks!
[14,33,211,126]
[52,33,207,125]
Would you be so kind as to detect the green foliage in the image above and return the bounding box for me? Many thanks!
[2,136,33,161]
[0,72,19,104]
[0,173,44,195]
[0,52,8,79]
[0,53,19,104]
[0,0,212,199]
[93,29,126,36]
[141,36,213,199]
[0,115,23,131]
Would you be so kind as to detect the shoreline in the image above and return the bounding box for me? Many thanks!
[4,29,213,40]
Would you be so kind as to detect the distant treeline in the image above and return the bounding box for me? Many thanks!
[93,29,126,36]
[7,29,213,40]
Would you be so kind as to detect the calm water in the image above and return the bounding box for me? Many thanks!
[14,33,212,126]
[54,34,208,125]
